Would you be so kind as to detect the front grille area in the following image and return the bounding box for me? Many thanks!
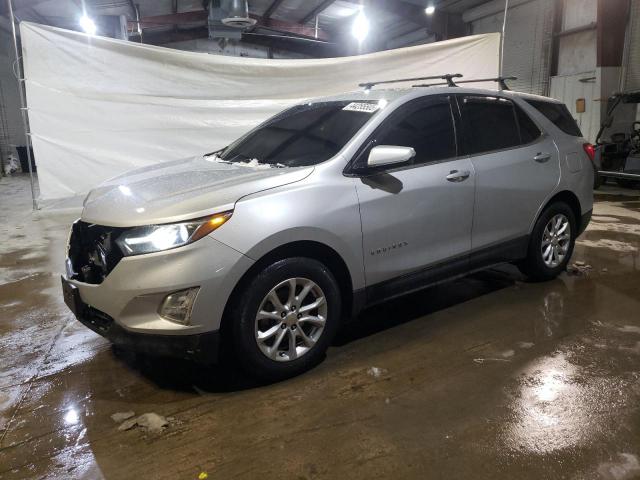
[67,221,127,284]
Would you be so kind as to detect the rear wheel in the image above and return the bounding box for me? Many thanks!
[518,202,576,282]
[230,257,341,381]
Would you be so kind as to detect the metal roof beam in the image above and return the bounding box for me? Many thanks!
[136,11,330,44]
[300,0,337,24]
[342,0,465,38]
[263,0,287,19]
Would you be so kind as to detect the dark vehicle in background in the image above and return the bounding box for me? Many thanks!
[593,91,640,189]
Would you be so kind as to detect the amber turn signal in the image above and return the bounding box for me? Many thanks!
[190,211,233,242]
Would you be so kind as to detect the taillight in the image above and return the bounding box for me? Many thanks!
[583,143,595,162]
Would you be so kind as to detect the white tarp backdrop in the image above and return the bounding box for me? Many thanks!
[20,22,500,201]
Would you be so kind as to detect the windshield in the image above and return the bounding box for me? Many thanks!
[218,100,382,167]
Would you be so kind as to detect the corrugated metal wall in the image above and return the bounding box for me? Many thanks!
[0,30,26,160]
[470,0,555,95]
[623,0,640,91]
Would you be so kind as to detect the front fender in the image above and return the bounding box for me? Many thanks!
[211,177,366,291]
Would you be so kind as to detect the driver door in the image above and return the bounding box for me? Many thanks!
[352,95,476,297]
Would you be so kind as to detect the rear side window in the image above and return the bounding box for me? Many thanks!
[459,96,521,154]
[375,97,456,165]
[525,100,583,137]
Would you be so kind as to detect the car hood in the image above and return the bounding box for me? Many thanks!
[81,155,314,227]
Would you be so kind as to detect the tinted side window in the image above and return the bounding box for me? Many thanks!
[515,105,542,144]
[525,100,582,137]
[460,96,520,155]
[375,97,456,165]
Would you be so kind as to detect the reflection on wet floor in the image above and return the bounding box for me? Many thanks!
[1,176,640,479]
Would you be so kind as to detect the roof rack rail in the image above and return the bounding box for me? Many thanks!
[414,76,518,90]
[359,73,463,90]
[411,81,449,88]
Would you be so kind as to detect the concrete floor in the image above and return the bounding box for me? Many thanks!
[1,175,640,480]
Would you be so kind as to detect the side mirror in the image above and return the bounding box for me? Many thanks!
[367,145,415,168]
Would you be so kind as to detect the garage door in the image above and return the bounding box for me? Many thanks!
[470,0,555,95]
[623,0,640,91]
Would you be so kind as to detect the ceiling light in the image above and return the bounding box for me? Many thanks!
[352,10,369,42]
[425,5,435,15]
[79,15,97,35]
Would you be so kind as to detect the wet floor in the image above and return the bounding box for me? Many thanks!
[1,175,640,479]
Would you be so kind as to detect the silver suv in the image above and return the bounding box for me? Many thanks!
[62,83,594,380]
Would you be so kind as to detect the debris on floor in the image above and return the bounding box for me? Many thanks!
[3,155,19,176]
[473,357,511,364]
[367,366,387,378]
[517,341,535,349]
[110,411,135,423]
[116,412,169,433]
[567,261,593,276]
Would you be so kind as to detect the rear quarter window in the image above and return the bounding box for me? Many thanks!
[525,99,583,137]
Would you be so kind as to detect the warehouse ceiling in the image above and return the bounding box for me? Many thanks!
[1,0,494,56]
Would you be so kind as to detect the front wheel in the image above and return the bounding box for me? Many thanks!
[230,257,341,381]
[518,202,576,282]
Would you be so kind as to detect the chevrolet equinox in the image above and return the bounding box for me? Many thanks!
[62,85,594,380]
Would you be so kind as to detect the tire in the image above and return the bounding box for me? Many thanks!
[230,257,341,381]
[518,202,576,282]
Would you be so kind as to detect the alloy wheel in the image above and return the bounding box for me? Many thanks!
[254,277,327,362]
[541,213,571,268]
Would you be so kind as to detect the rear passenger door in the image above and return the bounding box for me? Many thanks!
[455,94,560,257]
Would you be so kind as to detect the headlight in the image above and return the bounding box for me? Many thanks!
[116,211,232,256]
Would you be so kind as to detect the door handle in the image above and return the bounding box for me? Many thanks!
[446,170,470,182]
[534,152,551,163]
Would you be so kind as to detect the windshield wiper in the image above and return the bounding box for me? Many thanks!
[204,147,227,157]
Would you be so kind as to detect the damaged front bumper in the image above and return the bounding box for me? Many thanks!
[62,276,220,363]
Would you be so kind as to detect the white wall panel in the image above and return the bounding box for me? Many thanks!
[557,29,597,76]
[550,72,598,142]
[21,23,500,200]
